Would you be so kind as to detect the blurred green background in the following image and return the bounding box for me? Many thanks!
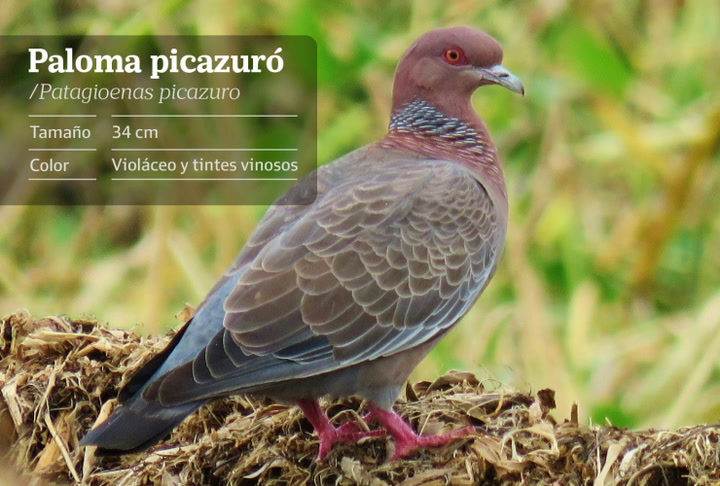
[1,0,719,431]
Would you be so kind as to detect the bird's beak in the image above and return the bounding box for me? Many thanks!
[479,64,525,96]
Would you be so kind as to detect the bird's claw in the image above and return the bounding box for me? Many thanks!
[317,425,386,461]
[390,425,475,460]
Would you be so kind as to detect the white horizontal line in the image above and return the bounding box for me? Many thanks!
[111,178,299,181]
[111,114,298,118]
[28,114,97,118]
[28,148,97,151]
[28,178,97,181]
[110,148,297,151]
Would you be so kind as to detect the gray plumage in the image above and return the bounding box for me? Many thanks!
[81,25,523,458]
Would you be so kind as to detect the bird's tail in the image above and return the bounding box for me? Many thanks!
[80,396,204,456]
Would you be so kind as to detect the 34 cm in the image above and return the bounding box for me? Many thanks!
[112,126,159,139]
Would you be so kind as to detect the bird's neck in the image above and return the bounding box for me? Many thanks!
[380,100,506,202]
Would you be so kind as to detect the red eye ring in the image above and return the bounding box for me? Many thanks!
[442,46,466,65]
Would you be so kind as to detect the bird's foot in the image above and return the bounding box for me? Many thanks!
[316,423,386,460]
[368,403,475,460]
[389,425,475,460]
[334,413,383,436]
[297,399,385,461]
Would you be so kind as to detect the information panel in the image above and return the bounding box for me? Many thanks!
[0,36,317,205]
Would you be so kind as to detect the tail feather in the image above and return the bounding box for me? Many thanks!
[80,397,203,455]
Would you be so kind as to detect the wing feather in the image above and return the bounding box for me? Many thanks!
[148,155,504,406]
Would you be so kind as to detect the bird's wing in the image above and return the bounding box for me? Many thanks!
[145,157,504,406]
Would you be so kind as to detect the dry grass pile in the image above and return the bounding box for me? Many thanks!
[1,311,719,485]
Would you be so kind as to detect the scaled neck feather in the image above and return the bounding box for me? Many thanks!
[380,100,507,203]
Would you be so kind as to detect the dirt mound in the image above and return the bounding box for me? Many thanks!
[1,312,718,485]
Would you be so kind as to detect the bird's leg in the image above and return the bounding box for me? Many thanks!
[296,399,385,460]
[334,412,378,435]
[367,403,475,460]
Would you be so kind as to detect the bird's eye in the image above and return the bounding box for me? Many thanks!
[442,47,466,65]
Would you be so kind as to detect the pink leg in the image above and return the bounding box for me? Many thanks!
[368,403,475,460]
[334,412,377,435]
[296,399,385,460]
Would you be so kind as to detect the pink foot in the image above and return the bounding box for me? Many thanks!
[297,400,385,460]
[368,403,475,460]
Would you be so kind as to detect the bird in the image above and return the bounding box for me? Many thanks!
[80,26,524,461]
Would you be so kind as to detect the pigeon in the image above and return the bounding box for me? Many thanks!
[81,25,524,460]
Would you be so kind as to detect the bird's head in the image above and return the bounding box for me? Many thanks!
[392,26,524,117]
